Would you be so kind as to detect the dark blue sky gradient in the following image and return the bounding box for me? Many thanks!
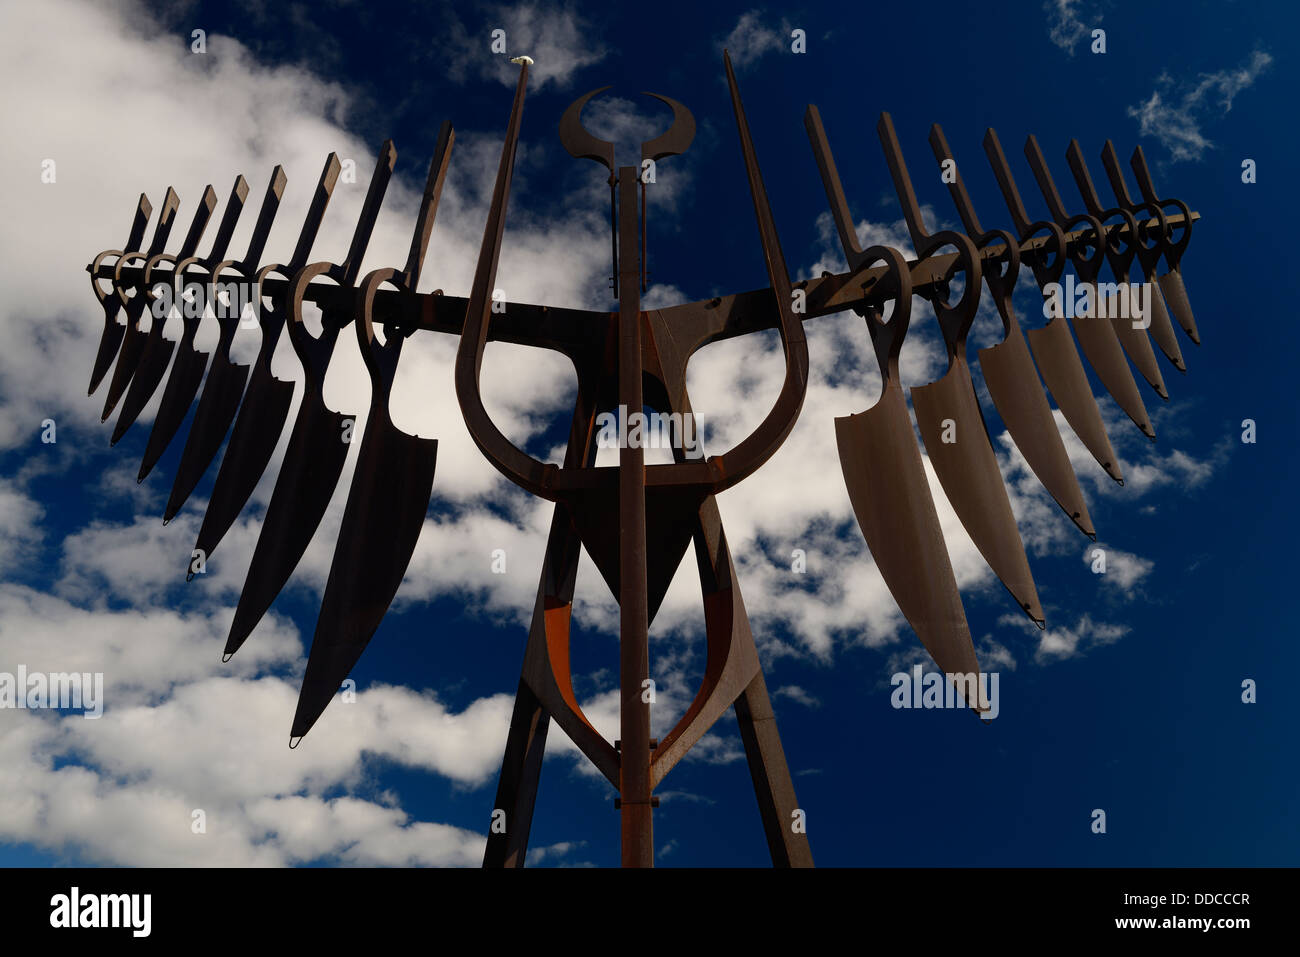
[4,0,1296,867]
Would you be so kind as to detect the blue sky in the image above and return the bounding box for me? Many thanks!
[0,0,1294,867]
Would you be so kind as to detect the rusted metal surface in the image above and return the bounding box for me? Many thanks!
[88,195,152,396]
[876,112,1043,625]
[111,186,217,444]
[928,124,1094,537]
[293,123,453,741]
[164,167,286,504]
[1107,142,1200,347]
[224,142,395,660]
[85,52,1205,867]
[99,187,179,420]
[983,131,1126,480]
[182,154,340,541]
[832,247,985,690]
[1062,140,1169,397]
[137,175,249,480]
[1021,134,1155,440]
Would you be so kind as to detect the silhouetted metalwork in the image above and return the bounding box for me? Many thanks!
[84,52,1203,868]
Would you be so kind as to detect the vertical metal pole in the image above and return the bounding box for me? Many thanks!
[616,167,652,867]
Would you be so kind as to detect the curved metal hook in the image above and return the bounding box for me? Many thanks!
[558,86,615,170]
[1129,144,1192,266]
[703,51,810,493]
[456,61,559,499]
[876,112,983,356]
[857,245,914,388]
[640,92,696,162]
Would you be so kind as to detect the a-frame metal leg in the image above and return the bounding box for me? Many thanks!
[735,668,814,867]
[483,676,551,867]
[483,373,599,869]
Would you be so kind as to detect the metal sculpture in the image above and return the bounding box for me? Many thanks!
[84,52,1203,867]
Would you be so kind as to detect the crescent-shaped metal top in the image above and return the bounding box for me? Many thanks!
[558,86,615,170]
[640,92,695,162]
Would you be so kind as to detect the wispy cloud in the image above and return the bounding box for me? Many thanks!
[773,685,821,709]
[720,10,788,69]
[1128,50,1273,162]
[1084,543,1154,596]
[443,3,607,91]
[1043,0,1098,56]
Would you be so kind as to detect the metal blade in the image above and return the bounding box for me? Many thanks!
[1104,291,1168,399]
[164,347,249,513]
[1145,271,1186,369]
[979,321,1094,537]
[110,323,175,444]
[138,329,206,479]
[1069,292,1155,440]
[89,194,153,395]
[835,382,985,706]
[223,390,356,657]
[290,121,454,739]
[139,177,251,476]
[1125,144,1200,346]
[186,363,294,549]
[88,308,126,397]
[1158,268,1200,345]
[290,419,437,740]
[99,297,150,421]
[1025,318,1123,483]
[100,187,198,422]
[912,358,1044,625]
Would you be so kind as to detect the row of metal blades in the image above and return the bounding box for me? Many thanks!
[86,125,456,743]
[86,93,1201,733]
[809,107,1200,714]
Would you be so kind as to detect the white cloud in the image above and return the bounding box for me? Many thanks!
[0,0,1235,868]
[1084,543,1154,595]
[772,685,821,708]
[0,481,45,574]
[443,3,607,91]
[1043,0,1097,56]
[1001,611,1130,662]
[1128,50,1272,162]
[720,11,788,69]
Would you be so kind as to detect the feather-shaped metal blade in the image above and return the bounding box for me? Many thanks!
[980,321,1094,535]
[100,188,181,419]
[913,359,1044,625]
[224,142,395,649]
[1070,295,1155,440]
[1144,272,1186,369]
[164,342,250,511]
[223,390,355,657]
[185,364,294,542]
[291,422,436,739]
[1105,291,1167,399]
[292,123,454,741]
[111,186,217,442]
[89,195,152,395]
[1025,318,1123,483]
[837,383,985,701]
[1158,269,1200,345]
[138,332,205,479]
[138,176,250,477]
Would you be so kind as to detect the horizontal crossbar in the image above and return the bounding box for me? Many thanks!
[88,211,1198,360]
